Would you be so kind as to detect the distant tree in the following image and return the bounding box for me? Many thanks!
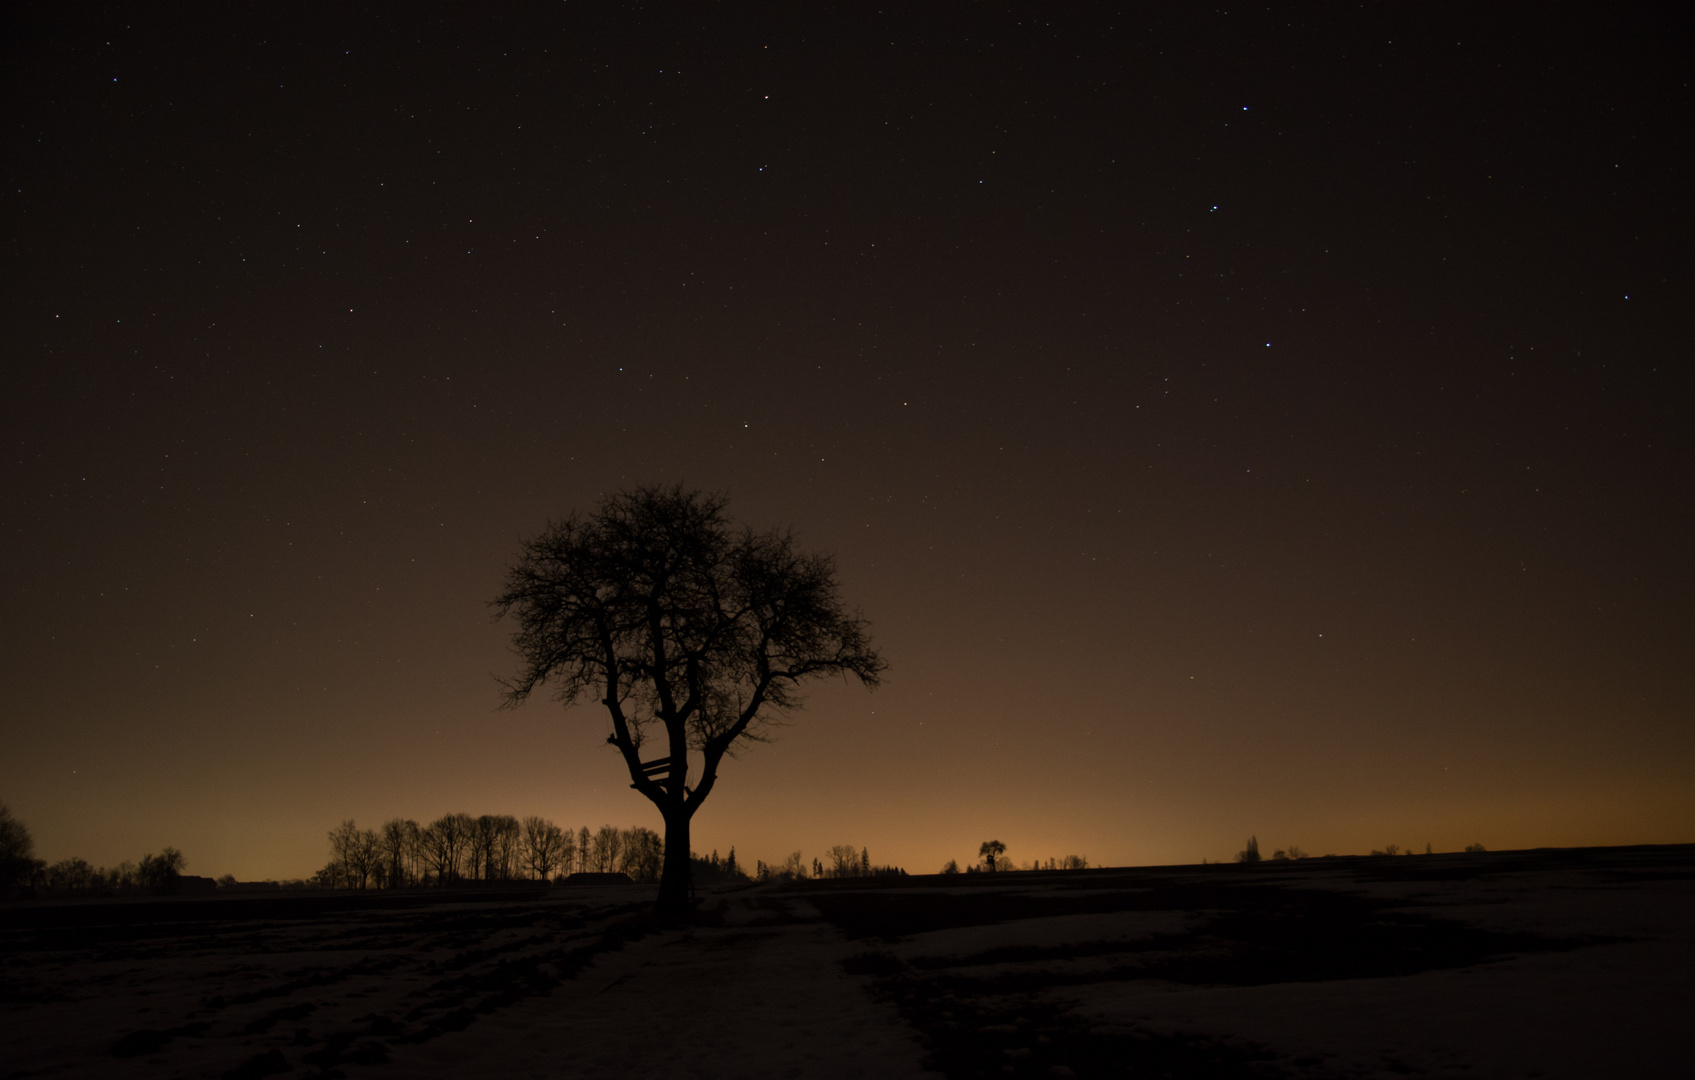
[0,801,40,896]
[449,813,476,878]
[781,851,807,880]
[978,840,1006,872]
[467,815,496,880]
[380,819,417,888]
[1285,845,1307,861]
[1236,836,1261,864]
[421,817,449,884]
[826,844,860,878]
[554,823,577,878]
[494,485,886,920]
[860,847,870,876]
[1060,855,1088,870]
[423,813,473,885]
[576,826,593,874]
[464,814,522,880]
[690,845,751,886]
[328,820,374,889]
[137,847,186,893]
[941,859,960,875]
[1465,842,1487,854]
[334,823,358,886]
[591,824,623,873]
[620,826,665,883]
[357,826,381,886]
[521,816,568,880]
[404,819,428,884]
[47,857,97,892]
[493,815,522,879]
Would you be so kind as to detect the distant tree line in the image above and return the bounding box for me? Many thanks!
[938,842,1088,875]
[1,803,193,898]
[747,844,906,882]
[314,821,915,891]
[34,849,192,895]
[315,815,666,888]
[1229,838,1488,863]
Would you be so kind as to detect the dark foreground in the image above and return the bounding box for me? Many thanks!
[1,845,1688,1078]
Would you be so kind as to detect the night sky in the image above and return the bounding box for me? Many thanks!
[3,4,1689,881]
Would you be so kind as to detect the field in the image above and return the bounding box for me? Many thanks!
[1,845,1688,1078]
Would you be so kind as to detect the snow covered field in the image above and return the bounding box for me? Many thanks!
[1,845,1686,1078]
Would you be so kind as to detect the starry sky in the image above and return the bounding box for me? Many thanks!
[3,4,1689,881]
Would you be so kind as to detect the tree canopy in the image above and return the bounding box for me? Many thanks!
[493,484,885,918]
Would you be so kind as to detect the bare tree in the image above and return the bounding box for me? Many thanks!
[449,812,476,880]
[380,819,417,888]
[494,816,522,880]
[468,815,497,881]
[424,813,474,885]
[405,819,427,884]
[555,823,576,877]
[494,485,886,919]
[576,826,592,874]
[521,816,569,880]
[327,821,355,887]
[619,826,664,883]
[826,844,861,879]
[357,826,381,886]
[326,821,380,888]
[591,824,623,873]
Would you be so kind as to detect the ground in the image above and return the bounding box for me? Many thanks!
[1,845,1687,1078]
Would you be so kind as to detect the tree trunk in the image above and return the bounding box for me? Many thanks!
[656,806,692,921]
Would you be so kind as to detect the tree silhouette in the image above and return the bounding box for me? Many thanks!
[826,844,861,878]
[380,819,418,887]
[521,816,569,880]
[591,824,623,873]
[0,801,40,896]
[979,840,1006,872]
[494,485,885,919]
[137,847,186,893]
